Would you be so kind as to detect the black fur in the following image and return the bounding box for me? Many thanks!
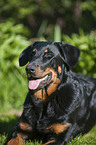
[7,41,96,145]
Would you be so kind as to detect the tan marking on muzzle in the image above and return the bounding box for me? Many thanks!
[33,67,60,100]
[43,68,60,96]
[35,67,43,76]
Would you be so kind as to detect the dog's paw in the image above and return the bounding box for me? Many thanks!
[7,134,23,145]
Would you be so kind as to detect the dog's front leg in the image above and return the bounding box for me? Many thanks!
[7,92,37,145]
[63,123,81,144]
[7,115,33,145]
[7,133,23,145]
[7,106,35,145]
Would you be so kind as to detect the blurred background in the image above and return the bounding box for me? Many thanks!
[0,0,96,112]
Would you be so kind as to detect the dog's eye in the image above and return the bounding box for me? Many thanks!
[31,49,36,56]
[44,52,53,58]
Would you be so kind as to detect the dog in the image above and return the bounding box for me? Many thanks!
[7,41,96,145]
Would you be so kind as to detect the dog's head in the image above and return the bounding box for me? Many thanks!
[19,41,80,96]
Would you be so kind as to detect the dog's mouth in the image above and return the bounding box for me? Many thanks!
[28,73,52,90]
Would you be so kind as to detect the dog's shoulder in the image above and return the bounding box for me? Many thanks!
[75,72,96,85]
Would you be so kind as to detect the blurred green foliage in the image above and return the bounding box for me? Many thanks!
[0,21,30,111]
[0,0,96,38]
[63,29,96,77]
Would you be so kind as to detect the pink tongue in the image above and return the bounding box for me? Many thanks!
[29,80,40,90]
[29,76,47,90]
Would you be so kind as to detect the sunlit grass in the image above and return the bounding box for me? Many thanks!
[0,114,96,145]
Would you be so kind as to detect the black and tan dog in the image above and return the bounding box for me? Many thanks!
[8,41,96,145]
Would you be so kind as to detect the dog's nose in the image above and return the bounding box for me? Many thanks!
[26,65,36,73]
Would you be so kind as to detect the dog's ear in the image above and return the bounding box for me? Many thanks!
[59,41,80,68]
[19,41,39,66]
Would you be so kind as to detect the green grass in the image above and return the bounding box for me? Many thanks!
[0,114,96,145]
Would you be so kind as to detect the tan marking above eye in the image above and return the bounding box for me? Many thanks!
[47,54,51,57]
[46,123,70,134]
[44,49,48,53]
[33,49,36,52]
